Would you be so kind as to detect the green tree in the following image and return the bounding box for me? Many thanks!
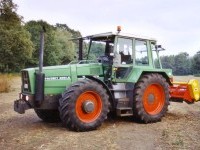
[25,20,57,66]
[160,55,175,70]
[0,0,21,27]
[25,21,76,66]
[192,51,200,75]
[56,23,81,60]
[161,53,192,75]
[174,52,191,75]
[0,0,33,72]
[55,23,81,39]
[54,28,76,64]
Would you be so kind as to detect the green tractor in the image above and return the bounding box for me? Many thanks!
[14,27,176,131]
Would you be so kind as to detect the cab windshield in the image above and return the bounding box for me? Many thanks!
[86,36,115,61]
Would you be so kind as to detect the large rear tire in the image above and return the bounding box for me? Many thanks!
[34,109,61,123]
[133,73,169,123]
[59,79,110,131]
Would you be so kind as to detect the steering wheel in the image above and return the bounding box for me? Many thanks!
[97,56,110,63]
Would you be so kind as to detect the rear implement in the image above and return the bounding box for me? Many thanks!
[170,79,200,103]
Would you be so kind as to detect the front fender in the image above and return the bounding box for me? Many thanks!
[85,76,115,110]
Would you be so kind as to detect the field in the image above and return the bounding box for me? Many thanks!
[0,76,200,150]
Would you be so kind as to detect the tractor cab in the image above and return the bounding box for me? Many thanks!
[81,31,162,66]
[79,29,166,83]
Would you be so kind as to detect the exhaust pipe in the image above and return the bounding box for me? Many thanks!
[35,26,46,106]
[78,38,83,60]
[39,26,45,73]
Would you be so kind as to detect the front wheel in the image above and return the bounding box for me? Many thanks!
[34,109,61,123]
[133,73,169,123]
[59,79,110,131]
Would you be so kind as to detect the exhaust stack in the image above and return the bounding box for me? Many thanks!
[39,26,45,73]
[35,26,46,106]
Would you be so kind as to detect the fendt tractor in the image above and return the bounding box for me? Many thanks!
[14,26,200,131]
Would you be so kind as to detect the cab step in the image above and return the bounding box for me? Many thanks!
[116,107,133,117]
[117,98,130,107]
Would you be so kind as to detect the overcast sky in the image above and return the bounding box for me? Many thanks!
[14,0,200,56]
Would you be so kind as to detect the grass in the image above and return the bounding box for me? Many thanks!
[0,74,12,93]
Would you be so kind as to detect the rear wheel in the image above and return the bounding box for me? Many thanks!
[133,73,169,123]
[34,109,61,123]
[59,79,110,131]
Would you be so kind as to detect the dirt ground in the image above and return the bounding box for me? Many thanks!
[0,76,200,150]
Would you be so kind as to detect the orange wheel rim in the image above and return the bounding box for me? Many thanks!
[143,84,165,115]
[76,91,102,123]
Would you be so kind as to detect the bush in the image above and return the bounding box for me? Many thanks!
[0,74,11,93]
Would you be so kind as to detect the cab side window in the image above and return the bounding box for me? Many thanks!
[135,40,149,66]
[151,42,161,69]
[115,38,133,64]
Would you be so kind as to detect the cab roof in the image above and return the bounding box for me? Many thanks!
[84,32,156,41]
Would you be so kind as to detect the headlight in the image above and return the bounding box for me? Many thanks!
[24,84,28,89]
[25,95,29,101]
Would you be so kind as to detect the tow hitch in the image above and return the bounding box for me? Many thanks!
[14,99,31,114]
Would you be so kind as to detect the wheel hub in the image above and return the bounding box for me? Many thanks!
[148,94,155,104]
[82,100,95,113]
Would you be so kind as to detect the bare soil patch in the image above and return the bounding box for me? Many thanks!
[0,76,200,150]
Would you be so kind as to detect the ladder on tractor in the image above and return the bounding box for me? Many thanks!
[111,83,133,116]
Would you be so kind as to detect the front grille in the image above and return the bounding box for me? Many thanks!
[21,71,31,92]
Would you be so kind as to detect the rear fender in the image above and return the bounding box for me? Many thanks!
[140,71,172,85]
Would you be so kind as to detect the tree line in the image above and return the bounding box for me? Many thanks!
[0,0,200,76]
[0,0,81,72]
[160,52,200,76]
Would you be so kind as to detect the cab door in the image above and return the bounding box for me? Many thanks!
[112,37,134,82]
